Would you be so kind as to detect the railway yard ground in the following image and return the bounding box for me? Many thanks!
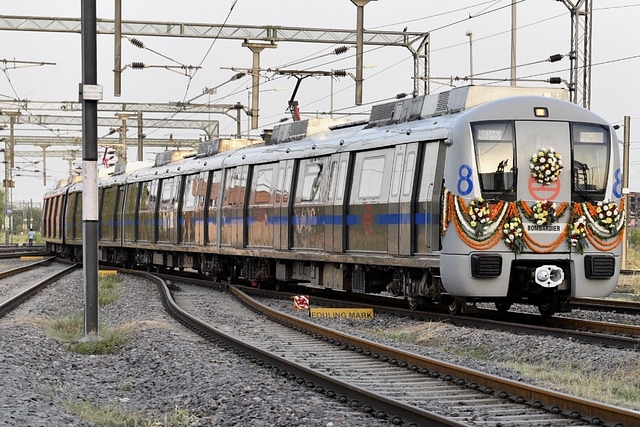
[1,257,640,426]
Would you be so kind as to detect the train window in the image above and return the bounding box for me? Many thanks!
[160,177,179,209]
[572,123,609,196]
[297,159,326,202]
[251,164,275,205]
[390,153,403,198]
[335,160,348,202]
[183,174,199,211]
[402,151,416,197]
[472,122,515,198]
[358,155,386,199]
[223,167,247,206]
[208,170,221,208]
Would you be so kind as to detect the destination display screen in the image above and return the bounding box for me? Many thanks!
[577,131,605,143]
[474,122,513,141]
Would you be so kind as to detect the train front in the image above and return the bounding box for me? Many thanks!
[440,95,624,315]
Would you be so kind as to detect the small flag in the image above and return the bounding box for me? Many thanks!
[293,295,309,310]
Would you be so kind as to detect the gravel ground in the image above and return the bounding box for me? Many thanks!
[0,270,384,427]
[1,268,639,426]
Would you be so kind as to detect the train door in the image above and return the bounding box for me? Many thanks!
[179,173,199,245]
[347,148,393,253]
[206,170,222,246]
[292,156,329,250]
[247,163,277,248]
[220,165,248,247]
[388,143,419,256]
[415,141,446,254]
[515,121,571,204]
[273,160,294,250]
[324,153,350,253]
[115,185,125,245]
[157,176,179,244]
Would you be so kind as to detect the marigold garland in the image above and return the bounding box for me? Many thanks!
[442,188,624,255]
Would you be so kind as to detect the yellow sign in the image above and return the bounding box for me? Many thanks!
[98,270,118,277]
[309,308,374,320]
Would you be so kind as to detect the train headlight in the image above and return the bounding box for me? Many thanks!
[534,265,564,288]
[534,107,549,118]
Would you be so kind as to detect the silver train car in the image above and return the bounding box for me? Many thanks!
[42,86,624,316]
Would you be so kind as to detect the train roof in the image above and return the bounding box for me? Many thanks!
[46,85,576,194]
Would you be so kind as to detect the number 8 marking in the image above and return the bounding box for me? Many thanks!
[457,164,473,196]
[613,168,622,199]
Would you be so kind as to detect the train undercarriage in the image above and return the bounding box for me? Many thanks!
[51,242,574,317]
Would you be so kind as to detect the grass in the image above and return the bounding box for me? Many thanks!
[33,275,201,425]
[378,322,640,411]
[37,275,128,354]
[63,401,198,427]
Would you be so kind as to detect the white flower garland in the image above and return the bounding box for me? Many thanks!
[530,148,563,185]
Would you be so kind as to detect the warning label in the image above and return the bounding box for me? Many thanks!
[309,308,374,319]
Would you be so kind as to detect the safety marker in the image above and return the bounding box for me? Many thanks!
[309,307,374,320]
[98,270,118,277]
[20,256,44,261]
[293,295,309,310]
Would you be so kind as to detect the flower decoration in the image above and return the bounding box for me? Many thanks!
[568,215,589,254]
[467,197,492,236]
[595,200,621,231]
[520,200,561,226]
[502,215,525,255]
[530,148,563,185]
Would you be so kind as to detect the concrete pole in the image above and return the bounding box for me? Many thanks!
[351,0,372,105]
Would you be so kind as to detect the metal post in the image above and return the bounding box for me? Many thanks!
[114,0,122,97]
[466,31,474,85]
[81,0,100,339]
[116,113,131,163]
[137,111,143,161]
[510,0,517,86]
[242,42,276,130]
[350,0,372,105]
[622,116,631,269]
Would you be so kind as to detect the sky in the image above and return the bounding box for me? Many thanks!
[1,0,639,204]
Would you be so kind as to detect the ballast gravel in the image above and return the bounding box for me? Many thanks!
[1,267,639,426]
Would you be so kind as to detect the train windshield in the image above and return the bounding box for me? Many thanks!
[472,122,515,200]
[572,123,610,200]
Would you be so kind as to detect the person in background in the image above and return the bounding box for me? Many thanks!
[28,228,35,246]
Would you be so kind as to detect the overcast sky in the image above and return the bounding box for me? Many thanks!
[1,0,639,203]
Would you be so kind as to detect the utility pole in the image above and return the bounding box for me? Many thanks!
[559,0,593,108]
[466,31,474,85]
[81,0,100,340]
[510,0,516,86]
[350,0,374,105]
[622,116,630,269]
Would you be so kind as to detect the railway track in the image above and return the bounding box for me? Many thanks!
[139,272,640,427]
[0,258,79,318]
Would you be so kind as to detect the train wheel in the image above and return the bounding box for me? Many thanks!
[538,297,558,317]
[407,298,421,311]
[443,296,462,315]
[495,300,512,312]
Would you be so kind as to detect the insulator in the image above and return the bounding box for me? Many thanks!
[129,37,145,49]
[548,77,562,84]
[548,54,563,63]
[333,46,349,55]
[131,62,145,69]
[333,70,347,77]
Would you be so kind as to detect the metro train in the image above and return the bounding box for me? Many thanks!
[42,86,625,316]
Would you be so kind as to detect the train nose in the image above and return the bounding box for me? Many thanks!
[534,265,565,288]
